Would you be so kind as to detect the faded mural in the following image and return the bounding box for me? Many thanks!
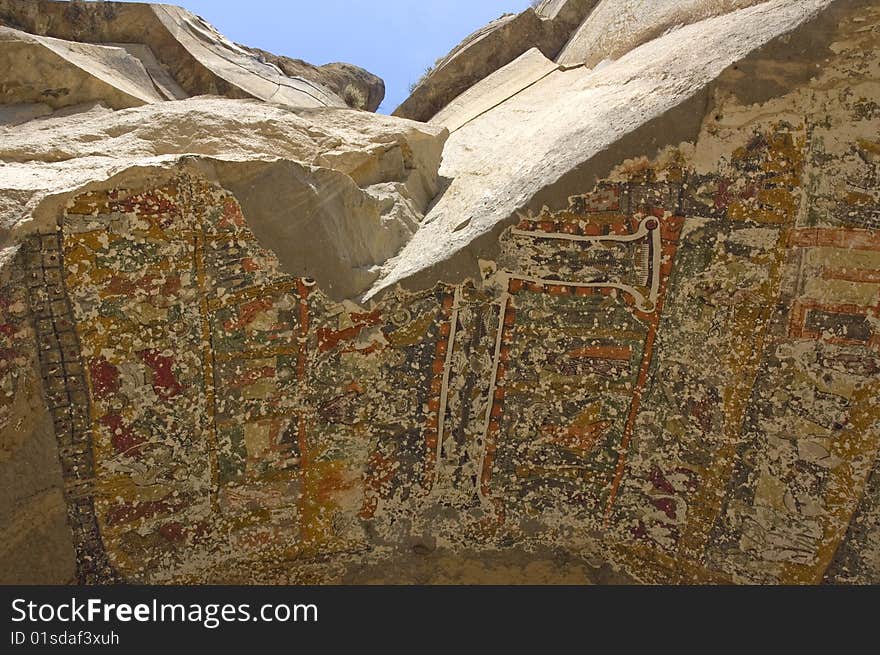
[2,3,879,585]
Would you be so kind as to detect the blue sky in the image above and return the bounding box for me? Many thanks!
[140,0,533,113]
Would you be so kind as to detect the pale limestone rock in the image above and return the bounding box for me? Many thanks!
[393,0,600,122]
[1,97,447,296]
[0,0,384,110]
[105,42,188,100]
[0,102,52,126]
[368,0,835,299]
[0,26,166,109]
[429,48,559,134]
[241,48,386,112]
[557,0,769,67]
[154,5,343,109]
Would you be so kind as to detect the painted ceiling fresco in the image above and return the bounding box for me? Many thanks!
[1,2,878,585]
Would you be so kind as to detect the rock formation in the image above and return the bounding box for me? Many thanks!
[1,0,879,585]
[0,0,383,111]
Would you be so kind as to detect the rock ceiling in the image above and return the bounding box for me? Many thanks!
[1,0,878,584]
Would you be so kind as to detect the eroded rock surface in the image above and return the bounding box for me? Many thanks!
[393,0,600,122]
[1,0,879,585]
[556,0,770,67]
[0,27,167,110]
[0,0,384,110]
